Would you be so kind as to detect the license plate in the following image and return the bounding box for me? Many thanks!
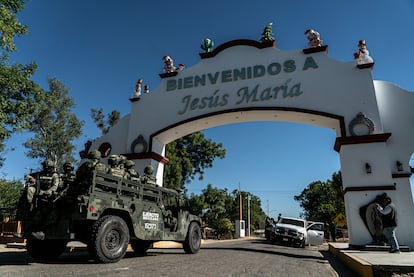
[283,238,288,241]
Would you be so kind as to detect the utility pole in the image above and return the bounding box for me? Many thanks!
[267,200,270,217]
[247,194,251,237]
[239,183,242,221]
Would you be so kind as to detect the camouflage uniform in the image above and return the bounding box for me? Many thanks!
[123,160,140,181]
[140,165,157,186]
[24,159,60,240]
[107,154,125,178]
[15,175,37,222]
[73,150,107,195]
[60,162,76,190]
[37,159,60,198]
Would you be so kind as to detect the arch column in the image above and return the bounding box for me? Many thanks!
[335,134,396,246]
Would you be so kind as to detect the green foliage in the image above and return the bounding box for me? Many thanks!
[294,171,344,223]
[0,0,43,168]
[188,184,267,236]
[90,108,120,135]
[0,178,23,217]
[163,132,226,191]
[0,0,28,52]
[23,78,84,170]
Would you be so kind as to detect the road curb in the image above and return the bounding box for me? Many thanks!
[328,243,373,277]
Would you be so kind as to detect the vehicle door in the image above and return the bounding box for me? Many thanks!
[307,222,324,245]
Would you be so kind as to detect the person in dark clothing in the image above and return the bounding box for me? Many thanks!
[329,221,337,242]
[377,196,400,253]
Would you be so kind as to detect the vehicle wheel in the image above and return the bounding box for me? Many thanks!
[130,239,152,255]
[26,239,67,260]
[88,215,130,263]
[183,222,201,254]
[299,239,306,248]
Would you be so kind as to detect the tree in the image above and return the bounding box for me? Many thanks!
[187,184,267,237]
[0,178,23,219]
[0,0,44,168]
[294,171,344,223]
[0,0,28,52]
[90,108,120,135]
[229,190,267,232]
[23,78,84,169]
[195,184,234,237]
[163,132,226,191]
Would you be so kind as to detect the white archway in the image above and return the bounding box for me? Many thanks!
[88,39,414,248]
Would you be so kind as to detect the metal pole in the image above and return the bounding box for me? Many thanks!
[239,183,242,221]
[247,194,251,236]
[267,200,269,217]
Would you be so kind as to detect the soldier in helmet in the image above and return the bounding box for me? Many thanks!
[26,159,60,240]
[72,149,107,195]
[123,159,140,181]
[61,162,75,185]
[140,165,157,186]
[107,154,125,178]
[37,159,60,198]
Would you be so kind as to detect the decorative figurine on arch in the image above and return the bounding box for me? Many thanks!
[302,28,327,54]
[201,38,214,53]
[260,23,276,46]
[163,55,176,73]
[354,39,374,69]
[159,55,180,78]
[130,79,150,102]
[131,79,143,98]
[305,28,323,48]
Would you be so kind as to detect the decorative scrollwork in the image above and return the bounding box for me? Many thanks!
[349,112,375,136]
[130,135,148,153]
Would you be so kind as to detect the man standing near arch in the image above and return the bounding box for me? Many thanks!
[377,197,400,253]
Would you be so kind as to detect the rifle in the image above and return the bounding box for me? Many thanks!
[53,185,70,203]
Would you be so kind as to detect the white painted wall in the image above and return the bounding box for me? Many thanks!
[88,42,414,248]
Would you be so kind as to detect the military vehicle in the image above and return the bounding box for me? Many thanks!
[19,170,202,263]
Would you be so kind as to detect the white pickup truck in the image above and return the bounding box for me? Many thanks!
[271,216,324,248]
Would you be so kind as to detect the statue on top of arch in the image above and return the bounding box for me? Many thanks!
[353,39,374,65]
[304,28,323,48]
[260,23,275,43]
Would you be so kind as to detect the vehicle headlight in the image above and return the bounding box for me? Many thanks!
[275,227,284,233]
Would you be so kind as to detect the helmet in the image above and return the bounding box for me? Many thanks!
[124,160,135,168]
[144,165,154,175]
[63,162,74,171]
[88,149,101,159]
[108,154,119,166]
[42,159,54,169]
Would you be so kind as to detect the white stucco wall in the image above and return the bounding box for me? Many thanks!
[88,42,414,248]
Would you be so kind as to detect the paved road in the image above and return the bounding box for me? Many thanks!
[0,238,356,276]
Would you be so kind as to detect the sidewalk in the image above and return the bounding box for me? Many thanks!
[329,242,414,277]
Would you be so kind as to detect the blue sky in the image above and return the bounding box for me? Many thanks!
[2,0,414,218]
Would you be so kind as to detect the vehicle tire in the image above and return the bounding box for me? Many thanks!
[183,222,201,254]
[130,239,152,255]
[88,215,130,263]
[299,239,306,248]
[26,239,67,260]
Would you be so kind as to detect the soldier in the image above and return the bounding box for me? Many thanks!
[15,175,37,223]
[107,154,125,178]
[72,149,107,195]
[25,174,37,206]
[141,165,157,186]
[60,162,76,190]
[123,160,140,181]
[37,159,60,198]
[26,159,60,240]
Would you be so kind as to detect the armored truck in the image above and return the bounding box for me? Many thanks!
[19,170,202,263]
